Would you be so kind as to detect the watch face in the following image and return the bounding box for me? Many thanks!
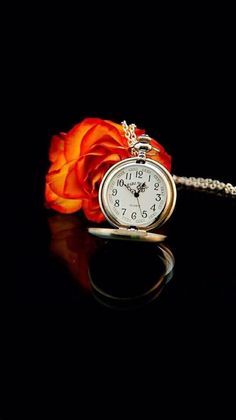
[99,158,176,230]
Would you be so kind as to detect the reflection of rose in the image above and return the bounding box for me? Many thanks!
[48,215,99,291]
[45,118,172,223]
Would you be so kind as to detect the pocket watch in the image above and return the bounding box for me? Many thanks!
[89,126,177,242]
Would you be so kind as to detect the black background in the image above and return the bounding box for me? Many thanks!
[3,8,236,417]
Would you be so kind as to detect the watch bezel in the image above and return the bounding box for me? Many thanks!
[99,158,176,231]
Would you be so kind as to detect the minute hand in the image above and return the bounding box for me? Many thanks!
[136,195,143,218]
[123,182,136,195]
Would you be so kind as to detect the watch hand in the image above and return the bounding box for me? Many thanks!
[137,182,145,191]
[136,194,143,218]
[137,182,147,193]
[124,182,136,195]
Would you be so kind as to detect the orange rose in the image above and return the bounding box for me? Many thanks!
[45,118,172,223]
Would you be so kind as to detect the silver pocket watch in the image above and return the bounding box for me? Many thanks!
[89,123,176,242]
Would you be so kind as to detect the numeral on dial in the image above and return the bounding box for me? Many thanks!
[112,189,117,196]
[136,171,143,178]
[155,194,161,202]
[131,212,137,220]
[154,183,159,190]
[142,210,147,218]
[122,208,126,215]
[125,173,132,180]
[114,200,120,207]
[150,204,156,211]
[117,179,124,187]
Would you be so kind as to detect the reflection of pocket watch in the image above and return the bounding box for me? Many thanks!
[89,241,175,309]
[89,123,176,242]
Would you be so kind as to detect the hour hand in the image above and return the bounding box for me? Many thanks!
[124,182,136,195]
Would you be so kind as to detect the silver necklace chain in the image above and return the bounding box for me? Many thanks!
[173,175,236,196]
[121,121,236,196]
[121,120,137,148]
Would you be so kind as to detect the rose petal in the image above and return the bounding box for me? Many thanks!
[49,134,66,162]
[63,166,87,199]
[64,118,104,162]
[48,151,67,173]
[50,198,82,214]
[104,120,124,133]
[77,152,121,178]
[76,153,108,186]
[80,122,124,156]
[45,183,82,213]
[88,137,127,151]
[150,138,172,171]
[76,153,121,196]
[46,161,76,197]
[45,182,59,203]
[91,168,108,190]
[82,198,105,223]
[87,143,129,162]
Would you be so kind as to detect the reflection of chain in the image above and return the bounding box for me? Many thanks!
[121,121,236,197]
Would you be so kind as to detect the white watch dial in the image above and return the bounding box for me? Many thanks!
[99,157,176,231]
[103,163,167,228]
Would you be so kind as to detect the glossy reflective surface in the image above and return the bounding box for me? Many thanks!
[46,215,175,310]
[14,189,236,317]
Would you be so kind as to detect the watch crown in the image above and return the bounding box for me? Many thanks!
[134,135,152,152]
[133,135,152,161]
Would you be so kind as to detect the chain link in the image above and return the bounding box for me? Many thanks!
[121,121,236,197]
[173,175,236,196]
[121,120,137,148]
